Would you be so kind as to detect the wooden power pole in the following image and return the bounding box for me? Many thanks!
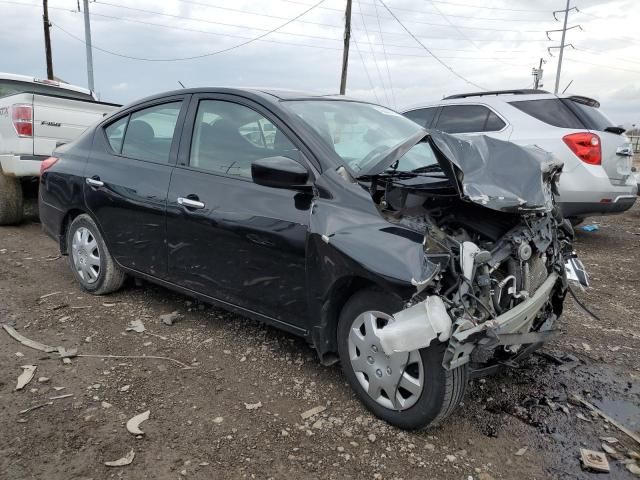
[42,0,54,80]
[339,0,352,95]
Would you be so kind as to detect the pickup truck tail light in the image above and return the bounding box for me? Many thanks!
[40,156,58,175]
[11,104,33,137]
[563,132,601,165]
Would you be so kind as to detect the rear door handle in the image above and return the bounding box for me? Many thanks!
[177,197,205,209]
[85,177,104,187]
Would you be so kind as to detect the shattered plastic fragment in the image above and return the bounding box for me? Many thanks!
[126,410,150,435]
[580,448,609,473]
[126,320,146,333]
[104,449,135,467]
[244,401,262,410]
[15,365,37,390]
[300,405,326,420]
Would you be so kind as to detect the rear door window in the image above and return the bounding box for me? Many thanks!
[435,105,505,133]
[104,116,128,153]
[404,107,438,128]
[565,99,614,132]
[121,102,182,163]
[509,99,584,129]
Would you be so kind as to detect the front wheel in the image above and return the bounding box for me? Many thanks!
[66,214,125,295]
[337,288,467,430]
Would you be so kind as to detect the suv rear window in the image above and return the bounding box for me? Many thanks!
[566,100,613,132]
[509,99,583,129]
[0,79,94,101]
[435,105,506,134]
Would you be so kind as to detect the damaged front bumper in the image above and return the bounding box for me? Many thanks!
[379,272,561,370]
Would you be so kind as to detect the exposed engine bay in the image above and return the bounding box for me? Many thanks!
[354,132,582,372]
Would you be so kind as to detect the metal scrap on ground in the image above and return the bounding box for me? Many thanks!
[3,324,57,353]
[580,448,610,473]
[572,394,640,446]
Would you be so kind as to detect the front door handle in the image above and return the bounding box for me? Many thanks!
[85,177,104,187]
[177,196,205,209]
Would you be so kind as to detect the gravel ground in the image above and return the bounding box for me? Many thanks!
[0,201,639,480]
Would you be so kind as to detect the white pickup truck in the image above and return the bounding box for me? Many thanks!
[0,72,120,224]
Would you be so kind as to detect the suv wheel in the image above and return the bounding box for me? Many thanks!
[0,170,23,225]
[67,214,125,295]
[337,288,467,430]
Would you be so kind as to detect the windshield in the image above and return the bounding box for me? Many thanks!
[283,100,437,173]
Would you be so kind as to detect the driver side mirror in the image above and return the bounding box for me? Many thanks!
[251,156,309,189]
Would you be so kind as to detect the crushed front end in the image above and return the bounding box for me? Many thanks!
[360,132,586,373]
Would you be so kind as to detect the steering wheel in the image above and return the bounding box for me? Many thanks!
[359,145,391,170]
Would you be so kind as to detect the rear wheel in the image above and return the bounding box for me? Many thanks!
[66,214,125,295]
[337,288,467,430]
[569,217,585,227]
[0,170,23,225]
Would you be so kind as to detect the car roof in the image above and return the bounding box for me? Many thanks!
[0,71,94,97]
[402,90,600,112]
[127,87,364,107]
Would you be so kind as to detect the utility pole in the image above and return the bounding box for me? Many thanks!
[532,57,545,89]
[339,0,352,95]
[547,1,581,94]
[83,0,95,93]
[42,0,54,80]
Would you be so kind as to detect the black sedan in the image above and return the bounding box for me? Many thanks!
[39,88,582,429]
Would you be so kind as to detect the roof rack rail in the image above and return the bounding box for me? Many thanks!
[443,89,550,100]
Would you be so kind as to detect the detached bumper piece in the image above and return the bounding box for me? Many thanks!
[444,272,560,370]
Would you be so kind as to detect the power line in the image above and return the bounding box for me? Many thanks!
[564,57,640,74]
[373,0,396,109]
[352,37,381,103]
[51,0,327,61]
[356,0,391,105]
[377,0,486,90]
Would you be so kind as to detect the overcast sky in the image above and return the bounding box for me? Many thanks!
[1,0,639,125]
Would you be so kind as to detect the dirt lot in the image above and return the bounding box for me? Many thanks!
[1,202,639,480]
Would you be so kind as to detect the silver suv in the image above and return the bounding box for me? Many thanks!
[403,89,637,223]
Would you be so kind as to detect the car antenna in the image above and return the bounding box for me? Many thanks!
[178,81,186,89]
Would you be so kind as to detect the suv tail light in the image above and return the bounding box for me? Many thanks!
[563,132,601,165]
[40,156,58,176]
[11,104,33,137]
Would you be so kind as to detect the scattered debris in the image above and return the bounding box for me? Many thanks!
[101,401,112,409]
[213,417,224,424]
[15,351,24,357]
[120,385,131,392]
[15,365,37,390]
[160,311,180,326]
[627,463,640,476]
[580,448,610,473]
[576,412,592,422]
[3,325,57,353]
[58,347,78,358]
[102,302,118,307]
[77,354,191,369]
[104,449,135,467]
[49,393,73,400]
[601,443,618,456]
[244,401,262,410]
[126,320,146,333]
[582,343,592,352]
[581,224,599,232]
[601,436,619,444]
[53,386,65,391]
[126,410,150,435]
[19,401,53,415]
[572,395,640,446]
[38,377,50,383]
[515,447,528,456]
[39,291,61,300]
[300,405,326,420]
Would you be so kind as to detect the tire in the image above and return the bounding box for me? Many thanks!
[569,217,585,227]
[66,214,125,295]
[0,170,23,225]
[337,288,467,430]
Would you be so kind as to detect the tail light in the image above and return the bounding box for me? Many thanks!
[563,132,601,165]
[40,156,58,176]
[11,104,33,137]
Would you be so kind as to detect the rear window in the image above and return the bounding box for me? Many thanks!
[404,107,438,128]
[0,79,94,101]
[509,99,584,129]
[434,105,506,134]
[566,100,613,132]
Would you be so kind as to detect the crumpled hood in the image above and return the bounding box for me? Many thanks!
[429,131,563,213]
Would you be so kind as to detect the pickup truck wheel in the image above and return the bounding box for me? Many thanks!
[66,214,125,295]
[0,170,23,225]
[337,288,467,430]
